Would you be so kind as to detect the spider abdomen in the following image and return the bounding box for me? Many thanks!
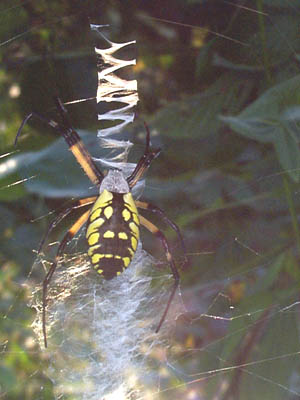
[86,189,140,279]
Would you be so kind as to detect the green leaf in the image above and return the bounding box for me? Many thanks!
[221,75,300,181]
[152,73,254,139]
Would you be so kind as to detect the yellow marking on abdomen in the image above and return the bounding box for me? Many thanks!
[131,236,138,251]
[98,189,113,203]
[123,193,139,214]
[129,221,139,238]
[123,257,130,267]
[88,245,100,257]
[122,209,131,221]
[90,207,102,222]
[92,254,104,264]
[88,232,100,246]
[118,232,128,240]
[88,189,113,221]
[86,217,105,238]
[104,206,113,219]
[132,212,140,225]
[103,230,115,239]
[128,247,134,257]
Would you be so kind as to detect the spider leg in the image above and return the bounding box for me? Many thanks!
[136,200,188,268]
[38,196,97,255]
[127,122,161,188]
[15,102,104,185]
[139,214,180,333]
[42,209,90,348]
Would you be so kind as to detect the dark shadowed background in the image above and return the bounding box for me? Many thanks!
[1,1,300,399]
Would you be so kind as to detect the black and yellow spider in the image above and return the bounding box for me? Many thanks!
[16,97,187,347]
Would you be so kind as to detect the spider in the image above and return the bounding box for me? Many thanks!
[16,97,187,347]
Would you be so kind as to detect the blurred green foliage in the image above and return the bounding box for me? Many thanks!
[1,0,300,399]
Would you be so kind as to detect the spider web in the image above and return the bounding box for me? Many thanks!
[1,2,300,400]
[30,243,183,399]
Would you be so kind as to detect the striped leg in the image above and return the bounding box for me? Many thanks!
[42,209,90,348]
[38,196,97,255]
[127,122,161,188]
[139,215,180,333]
[53,98,104,184]
[15,97,103,185]
[136,200,188,268]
